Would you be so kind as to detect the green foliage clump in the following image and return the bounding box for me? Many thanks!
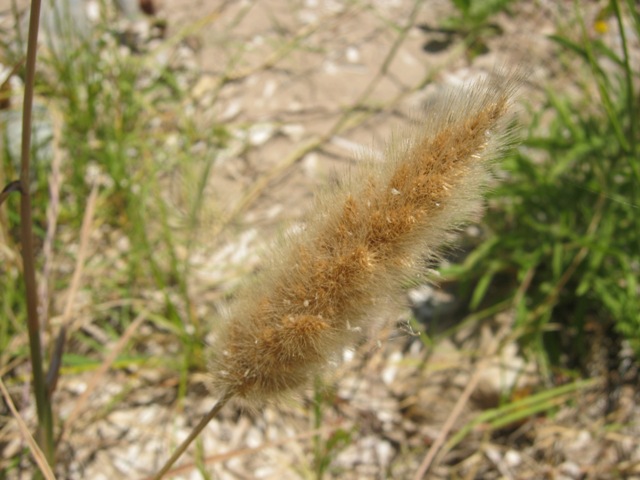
[450,0,640,368]
[0,3,226,389]
[444,0,518,58]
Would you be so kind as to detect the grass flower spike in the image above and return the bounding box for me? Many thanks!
[211,73,519,404]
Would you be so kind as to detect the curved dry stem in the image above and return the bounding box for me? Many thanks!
[0,378,56,480]
[413,319,515,479]
[148,391,233,480]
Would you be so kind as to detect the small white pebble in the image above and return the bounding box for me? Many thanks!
[485,446,501,464]
[343,349,355,362]
[559,461,582,479]
[346,46,360,63]
[504,449,521,467]
[375,440,393,466]
[248,123,275,146]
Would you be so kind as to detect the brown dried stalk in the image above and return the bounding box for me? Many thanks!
[17,0,55,466]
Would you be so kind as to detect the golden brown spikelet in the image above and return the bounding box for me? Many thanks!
[210,72,520,404]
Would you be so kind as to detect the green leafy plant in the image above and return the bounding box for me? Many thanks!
[447,0,640,370]
[443,0,517,58]
[311,381,352,479]
[448,0,515,25]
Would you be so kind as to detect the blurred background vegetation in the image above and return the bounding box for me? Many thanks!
[444,0,639,373]
[1,0,638,477]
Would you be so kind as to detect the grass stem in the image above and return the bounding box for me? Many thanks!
[19,0,55,466]
[149,391,233,480]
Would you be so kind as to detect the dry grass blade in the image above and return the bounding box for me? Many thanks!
[60,183,98,330]
[413,360,486,480]
[48,183,99,447]
[59,312,147,444]
[38,106,64,329]
[0,377,56,480]
[414,319,514,479]
[154,424,340,479]
[225,7,353,82]
[0,180,21,205]
[211,0,457,239]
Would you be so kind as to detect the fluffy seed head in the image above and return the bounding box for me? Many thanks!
[210,72,520,404]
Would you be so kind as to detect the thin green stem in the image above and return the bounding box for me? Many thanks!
[612,0,640,197]
[20,0,54,466]
[576,0,628,151]
[612,0,636,153]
